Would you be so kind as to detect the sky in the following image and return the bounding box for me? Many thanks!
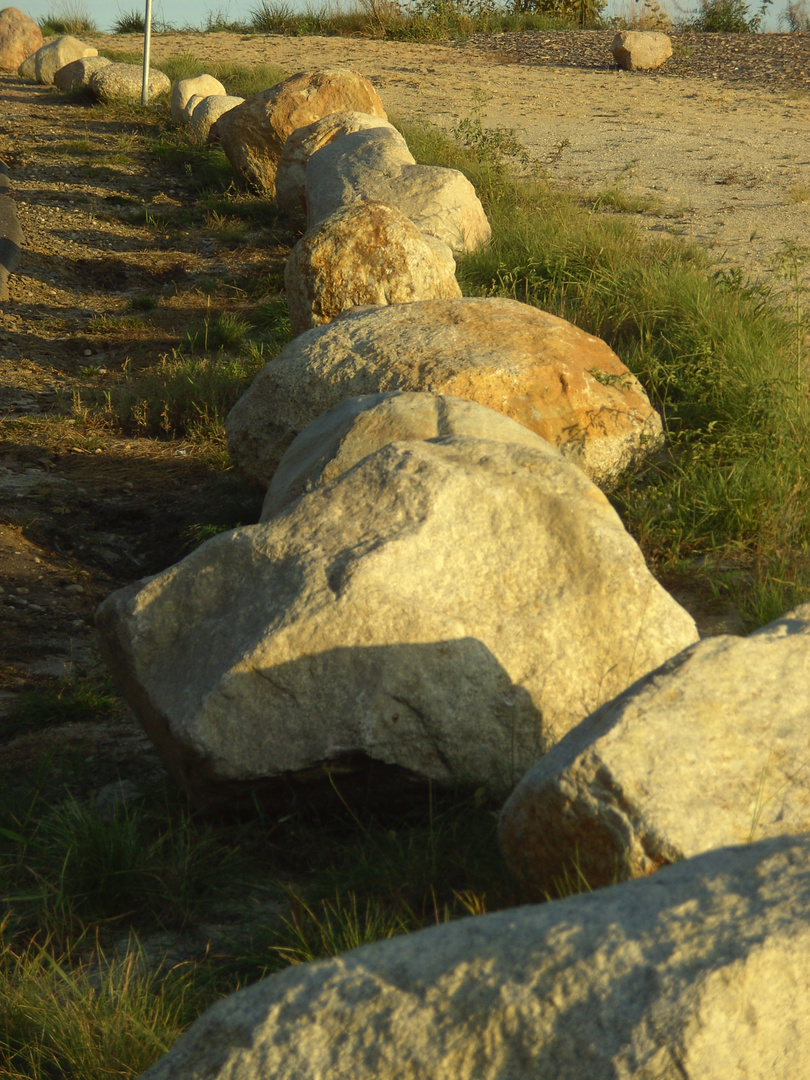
[17,0,786,35]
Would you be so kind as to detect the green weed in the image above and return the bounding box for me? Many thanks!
[4,678,119,740]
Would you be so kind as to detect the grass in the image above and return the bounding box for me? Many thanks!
[39,0,97,35]
[4,57,809,1080]
[390,115,809,630]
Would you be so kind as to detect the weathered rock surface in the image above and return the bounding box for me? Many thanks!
[139,832,810,1080]
[306,127,491,255]
[96,437,696,812]
[226,297,663,489]
[16,46,33,76]
[52,54,111,91]
[0,7,42,72]
[171,73,226,124]
[90,62,170,103]
[611,30,673,71]
[262,391,558,518]
[212,68,387,195]
[32,35,97,84]
[284,201,461,336]
[190,94,244,140]
[276,110,398,219]
[181,93,205,124]
[499,603,810,898]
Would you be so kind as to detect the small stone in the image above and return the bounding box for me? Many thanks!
[15,586,29,595]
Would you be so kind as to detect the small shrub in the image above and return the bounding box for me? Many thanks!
[112,8,145,32]
[685,0,772,31]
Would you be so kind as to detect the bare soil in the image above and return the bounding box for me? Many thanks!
[1,28,803,793]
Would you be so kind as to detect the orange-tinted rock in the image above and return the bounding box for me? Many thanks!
[284,201,461,336]
[212,68,387,195]
[226,296,663,489]
[0,7,41,72]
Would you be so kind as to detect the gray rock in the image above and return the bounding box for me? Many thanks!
[171,73,225,124]
[53,54,112,91]
[189,94,244,141]
[284,201,461,336]
[90,63,170,103]
[306,127,491,256]
[96,436,696,813]
[212,68,387,195]
[261,391,564,518]
[139,832,810,1080]
[32,35,97,84]
[226,297,664,490]
[499,602,810,897]
[0,162,22,301]
[276,110,397,219]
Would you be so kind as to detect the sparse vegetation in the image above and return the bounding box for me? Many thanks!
[39,0,97,35]
[2,24,809,1079]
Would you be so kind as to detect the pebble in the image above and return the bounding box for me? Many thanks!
[16,586,30,595]
[64,583,84,594]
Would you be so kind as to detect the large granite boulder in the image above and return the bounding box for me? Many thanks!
[611,30,673,71]
[276,110,397,219]
[171,73,225,124]
[96,437,697,813]
[226,297,664,489]
[499,602,810,898]
[306,126,491,256]
[90,63,170,103]
[0,7,42,72]
[31,35,96,84]
[212,68,387,195]
[284,200,461,336]
[53,54,111,91]
[139,832,810,1080]
[261,391,557,518]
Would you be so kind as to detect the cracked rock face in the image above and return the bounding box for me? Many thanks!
[96,436,696,813]
[498,603,810,898]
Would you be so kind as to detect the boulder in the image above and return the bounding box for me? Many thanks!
[170,73,226,124]
[189,94,244,141]
[306,127,491,256]
[0,7,42,72]
[499,602,810,898]
[226,297,664,489]
[611,30,673,71]
[33,35,97,85]
[96,437,697,813]
[139,833,810,1080]
[89,63,170,103]
[284,201,461,336]
[181,93,204,124]
[276,110,398,219]
[52,54,111,91]
[16,47,33,76]
[262,391,558,518]
[211,68,387,195]
[0,157,22,301]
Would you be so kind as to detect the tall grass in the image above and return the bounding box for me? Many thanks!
[40,1,97,35]
[247,0,598,38]
[394,116,810,628]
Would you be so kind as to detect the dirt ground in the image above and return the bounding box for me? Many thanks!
[1,28,803,778]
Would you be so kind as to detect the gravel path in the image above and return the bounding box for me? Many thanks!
[462,29,810,96]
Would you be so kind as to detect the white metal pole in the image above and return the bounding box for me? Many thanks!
[141,0,153,105]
